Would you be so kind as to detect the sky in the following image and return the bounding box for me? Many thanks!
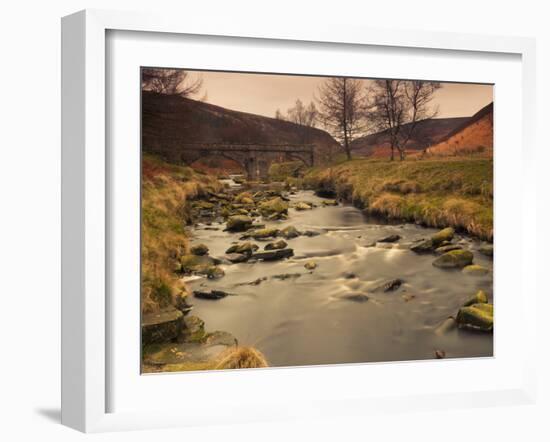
[174,69,493,120]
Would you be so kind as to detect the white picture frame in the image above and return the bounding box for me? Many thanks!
[61,9,537,433]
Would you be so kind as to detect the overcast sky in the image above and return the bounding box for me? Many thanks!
[175,69,493,120]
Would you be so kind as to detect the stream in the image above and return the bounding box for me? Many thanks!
[185,188,493,368]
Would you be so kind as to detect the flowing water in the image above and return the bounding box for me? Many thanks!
[186,189,493,368]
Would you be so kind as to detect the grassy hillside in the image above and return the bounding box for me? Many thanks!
[141,154,221,314]
[304,158,493,240]
[426,103,493,157]
[351,117,468,157]
[142,91,340,164]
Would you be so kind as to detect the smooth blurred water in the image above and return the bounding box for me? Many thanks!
[186,190,493,367]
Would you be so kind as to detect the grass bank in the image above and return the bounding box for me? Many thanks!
[141,154,221,314]
[304,157,493,240]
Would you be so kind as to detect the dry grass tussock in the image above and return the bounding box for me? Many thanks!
[141,154,221,314]
[215,347,269,370]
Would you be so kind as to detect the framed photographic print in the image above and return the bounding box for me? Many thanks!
[61,9,537,432]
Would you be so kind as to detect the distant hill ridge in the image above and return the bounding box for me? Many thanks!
[142,91,340,163]
[426,102,493,157]
[351,117,469,157]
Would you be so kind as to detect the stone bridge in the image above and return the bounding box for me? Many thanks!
[145,140,316,180]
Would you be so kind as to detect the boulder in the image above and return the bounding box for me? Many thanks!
[463,290,489,307]
[462,264,490,276]
[321,199,338,206]
[302,230,321,237]
[294,202,313,211]
[224,253,249,263]
[258,197,288,220]
[340,292,369,302]
[280,225,301,239]
[431,227,455,246]
[479,244,494,257]
[304,261,317,270]
[432,250,473,269]
[410,239,435,254]
[376,278,404,292]
[180,315,206,343]
[190,243,209,256]
[142,308,184,344]
[242,227,280,240]
[251,248,294,261]
[226,215,253,232]
[226,241,259,255]
[234,191,254,203]
[178,254,215,275]
[265,239,288,250]
[456,303,493,332]
[205,266,225,279]
[193,290,233,300]
[272,273,301,280]
[435,244,463,255]
[378,234,401,243]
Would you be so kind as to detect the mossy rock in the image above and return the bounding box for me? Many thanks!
[181,315,206,343]
[431,227,455,246]
[251,248,294,261]
[142,308,184,344]
[294,202,312,211]
[435,244,463,255]
[265,239,288,250]
[479,244,494,257]
[190,243,209,256]
[456,303,493,332]
[205,266,225,279]
[462,264,490,276]
[224,253,249,263]
[280,225,300,239]
[258,197,288,219]
[304,261,317,270]
[226,215,253,232]
[179,254,215,274]
[410,239,435,254]
[226,242,259,255]
[432,249,473,269]
[463,290,489,307]
[242,227,280,240]
[234,191,253,204]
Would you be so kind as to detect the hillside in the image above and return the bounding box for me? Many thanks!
[351,117,469,157]
[426,103,493,157]
[142,91,340,165]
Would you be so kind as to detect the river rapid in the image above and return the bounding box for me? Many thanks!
[185,188,493,368]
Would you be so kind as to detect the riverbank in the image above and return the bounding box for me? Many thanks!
[303,157,493,240]
[141,154,222,314]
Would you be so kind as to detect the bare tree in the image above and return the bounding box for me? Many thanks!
[368,80,441,160]
[317,77,367,160]
[275,109,285,120]
[141,68,203,97]
[286,99,318,127]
